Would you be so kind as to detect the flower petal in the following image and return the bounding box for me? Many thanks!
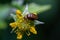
[34,20,44,25]
[22,4,29,16]
[10,14,16,21]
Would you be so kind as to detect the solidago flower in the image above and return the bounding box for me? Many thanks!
[9,4,44,40]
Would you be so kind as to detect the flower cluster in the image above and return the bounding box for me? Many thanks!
[10,10,37,39]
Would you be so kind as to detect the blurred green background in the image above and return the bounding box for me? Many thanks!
[0,0,59,40]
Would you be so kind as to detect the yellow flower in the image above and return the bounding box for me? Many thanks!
[16,10,23,20]
[30,26,37,34]
[16,10,22,15]
[16,32,22,39]
[10,22,17,28]
[10,10,37,40]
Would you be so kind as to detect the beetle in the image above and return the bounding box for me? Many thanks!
[24,13,38,20]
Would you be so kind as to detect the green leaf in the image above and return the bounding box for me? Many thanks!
[28,3,51,14]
